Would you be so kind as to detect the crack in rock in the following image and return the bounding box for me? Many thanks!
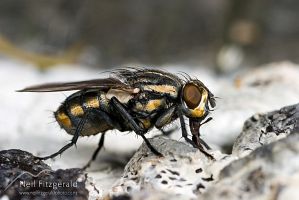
[233,103,299,157]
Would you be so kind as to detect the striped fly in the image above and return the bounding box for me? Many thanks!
[18,68,216,168]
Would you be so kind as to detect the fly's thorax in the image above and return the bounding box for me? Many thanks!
[138,118,152,129]
[118,69,183,89]
[141,84,179,98]
[105,88,139,104]
[126,82,179,114]
[133,97,167,114]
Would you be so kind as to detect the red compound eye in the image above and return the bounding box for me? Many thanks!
[183,83,202,109]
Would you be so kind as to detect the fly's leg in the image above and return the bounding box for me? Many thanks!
[82,133,105,170]
[139,134,162,156]
[82,109,117,169]
[190,117,214,150]
[190,117,213,150]
[110,97,162,156]
[37,113,89,160]
[191,134,215,160]
[198,117,213,150]
[196,137,211,150]
[179,115,197,148]
[180,115,214,160]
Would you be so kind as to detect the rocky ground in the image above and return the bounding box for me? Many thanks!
[0,60,299,199]
[109,103,299,200]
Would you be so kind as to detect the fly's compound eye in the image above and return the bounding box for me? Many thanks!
[183,83,202,109]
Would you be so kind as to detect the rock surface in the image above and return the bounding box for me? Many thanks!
[0,149,89,200]
[205,62,299,147]
[109,103,299,200]
[233,103,299,157]
[110,137,235,199]
[204,134,299,200]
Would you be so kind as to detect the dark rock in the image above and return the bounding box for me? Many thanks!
[0,149,88,200]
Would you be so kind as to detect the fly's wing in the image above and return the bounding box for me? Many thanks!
[17,78,134,92]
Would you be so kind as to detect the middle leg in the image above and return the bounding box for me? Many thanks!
[110,97,162,156]
[37,112,89,160]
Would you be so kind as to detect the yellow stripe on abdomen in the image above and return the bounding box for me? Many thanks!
[70,104,84,116]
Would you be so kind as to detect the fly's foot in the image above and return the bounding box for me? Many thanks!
[148,145,164,157]
[82,162,92,170]
[192,135,215,161]
[199,149,215,161]
[153,150,164,157]
[35,153,60,161]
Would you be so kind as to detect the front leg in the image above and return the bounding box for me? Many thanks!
[110,97,162,156]
[190,117,213,150]
[180,115,214,160]
[179,115,198,148]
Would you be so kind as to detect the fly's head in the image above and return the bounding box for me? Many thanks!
[180,80,216,120]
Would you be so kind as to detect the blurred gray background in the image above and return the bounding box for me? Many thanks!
[0,0,298,71]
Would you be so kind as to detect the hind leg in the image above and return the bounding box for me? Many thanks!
[82,109,117,169]
[82,133,105,170]
[37,112,89,160]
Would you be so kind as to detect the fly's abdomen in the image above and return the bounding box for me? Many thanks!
[55,91,112,136]
[55,107,73,132]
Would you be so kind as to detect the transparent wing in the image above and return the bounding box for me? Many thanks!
[17,78,132,92]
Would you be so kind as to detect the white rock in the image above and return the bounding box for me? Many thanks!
[110,136,236,199]
[203,134,299,200]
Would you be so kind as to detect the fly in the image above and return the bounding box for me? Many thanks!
[18,68,216,168]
